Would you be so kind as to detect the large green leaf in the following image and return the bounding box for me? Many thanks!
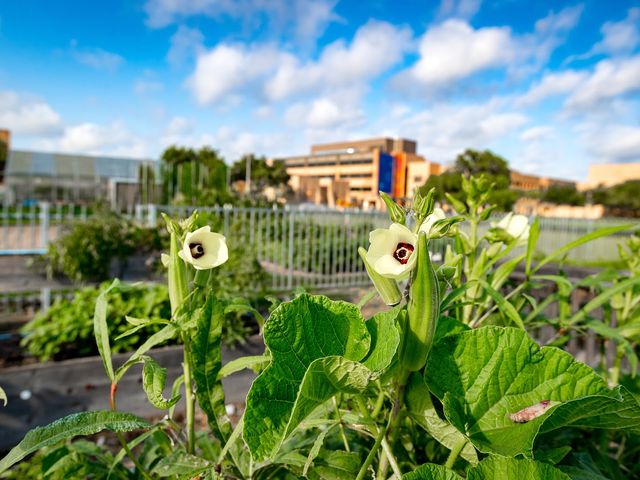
[285,356,373,440]
[468,456,571,480]
[244,294,370,461]
[94,279,120,382]
[361,306,401,373]
[0,411,149,474]
[405,374,477,465]
[192,294,231,441]
[426,326,640,457]
[402,463,463,479]
[151,451,210,477]
[114,324,177,382]
[305,450,361,480]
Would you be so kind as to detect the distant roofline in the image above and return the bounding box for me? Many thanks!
[9,148,158,163]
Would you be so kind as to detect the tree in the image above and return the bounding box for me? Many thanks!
[589,180,640,216]
[160,146,228,204]
[541,185,585,206]
[421,149,517,211]
[230,155,290,193]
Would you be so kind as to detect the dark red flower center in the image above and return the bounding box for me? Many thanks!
[189,242,205,259]
[393,242,414,264]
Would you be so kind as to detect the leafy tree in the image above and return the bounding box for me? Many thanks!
[160,146,228,204]
[589,180,640,216]
[230,154,290,193]
[421,149,517,211]
[541,184,585,206]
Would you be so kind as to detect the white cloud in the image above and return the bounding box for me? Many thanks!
[581,124,640,162]
[285,97,365,129]
[166,116,194,135]
[167,26,204,68]
[144,0,339,44]
[520,126,552,142]
[0,90,63,135]
[134,79,164,94]
[71,44,124,72]
[265,20,412,101]
[517,70,587,106]
[436,0,482,20]
[596,7,640,55]
[186,43,289,105]
[401,19,514,86]
[59,122,135,152]
[565,55,640,110]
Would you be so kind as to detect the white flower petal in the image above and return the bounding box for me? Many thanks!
[161,253,170,267]
[419,208,446,237]
[374,254,411,279]
[180,226,228,270]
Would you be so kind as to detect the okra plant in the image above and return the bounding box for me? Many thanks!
[1,177,640,479]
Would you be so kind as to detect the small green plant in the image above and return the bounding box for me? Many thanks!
[2,183,640,479]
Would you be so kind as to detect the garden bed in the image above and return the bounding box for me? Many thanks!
[0,336,264,453]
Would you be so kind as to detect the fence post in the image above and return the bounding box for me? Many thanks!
[39,202,50,249]
[147,204,157,228]
[135,204,143,224]
[287,210,295,290]
[40,287,51,313]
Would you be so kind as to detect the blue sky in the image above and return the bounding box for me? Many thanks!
[0,0,638,181]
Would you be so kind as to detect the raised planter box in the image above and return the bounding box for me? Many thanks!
[0,337,264,452]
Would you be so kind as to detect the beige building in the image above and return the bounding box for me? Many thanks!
[581,162,640,190]
[282,137,441,208]
[510,170,575,191]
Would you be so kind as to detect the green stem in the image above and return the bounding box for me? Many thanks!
[110,384,154,480]
[357,288,378,309]
[371,381,386,419]
[355,418,388,480]
[333,396,351,452]
[218,417,243,464]
[445,437,467,470]
[381,437,402,479]
[182,335,196,454]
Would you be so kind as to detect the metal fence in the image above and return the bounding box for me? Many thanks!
[0,202,637,289]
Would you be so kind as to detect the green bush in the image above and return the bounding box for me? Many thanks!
[39,211,164,283]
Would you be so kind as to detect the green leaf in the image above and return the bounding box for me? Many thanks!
[114,324,177,382]
[141,356,181,409]
[568,276,640,326]
[405,374,478,465]
[114,320,169,341]
[244,294,370,461]
[94,279,120,382]
[403,463,463,479]
[0,387,6,407]
[439,285,471,313]
[426,326,640,458]
[303,427,332,476]
[526,217,540,277]
[474,279,525,329]
[0,411,149,474]
[151,451,209,477]
[305,450,361,480]
[225,303,266,331]
[533,224,634,273]
[285,356,373,440]
[192,294,231,441]
[217,355,269,380]
[361,306,401,374]
[490,254,525,291]
[468,456,570,480]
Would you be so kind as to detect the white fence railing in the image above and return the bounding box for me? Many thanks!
[0,203,637,289]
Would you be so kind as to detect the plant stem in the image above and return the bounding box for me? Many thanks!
[218,417,243,464]
[381,437,403,479]
[182,334,196,454]
[333,396,351,452]
[445,437,467,469]
[371,381,386,419]
[357,288,378,309]
[355,418,388,480]
[110,383,153,480]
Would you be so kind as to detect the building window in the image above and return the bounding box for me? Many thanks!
[413,176,423,183]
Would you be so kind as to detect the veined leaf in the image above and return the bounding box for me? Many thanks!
[361,306,401,374]
[244,294,370,461]
[0,411,149,474]
[217,355,269,380]
[192,294,231,441]
[141,356,181,410]
[468,456,570,480]
[403,463,463,480]
[426,326,640,457]
[94,279,120,382]
[568,276,640,326]
[151,451,209,477]
[114,324,177,382]
[533,224,634,273]
[405,374,477,465]
[305,450,361,480]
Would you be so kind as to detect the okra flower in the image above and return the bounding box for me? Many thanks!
[419,207,446,238]
[178,226,228,270]
[495,213,530,245]
[365,223,418,279]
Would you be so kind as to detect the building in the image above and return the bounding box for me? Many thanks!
[3,146,159,207]
[510,170,576,191]
[580,162,640,190]
[281,137,442,208]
